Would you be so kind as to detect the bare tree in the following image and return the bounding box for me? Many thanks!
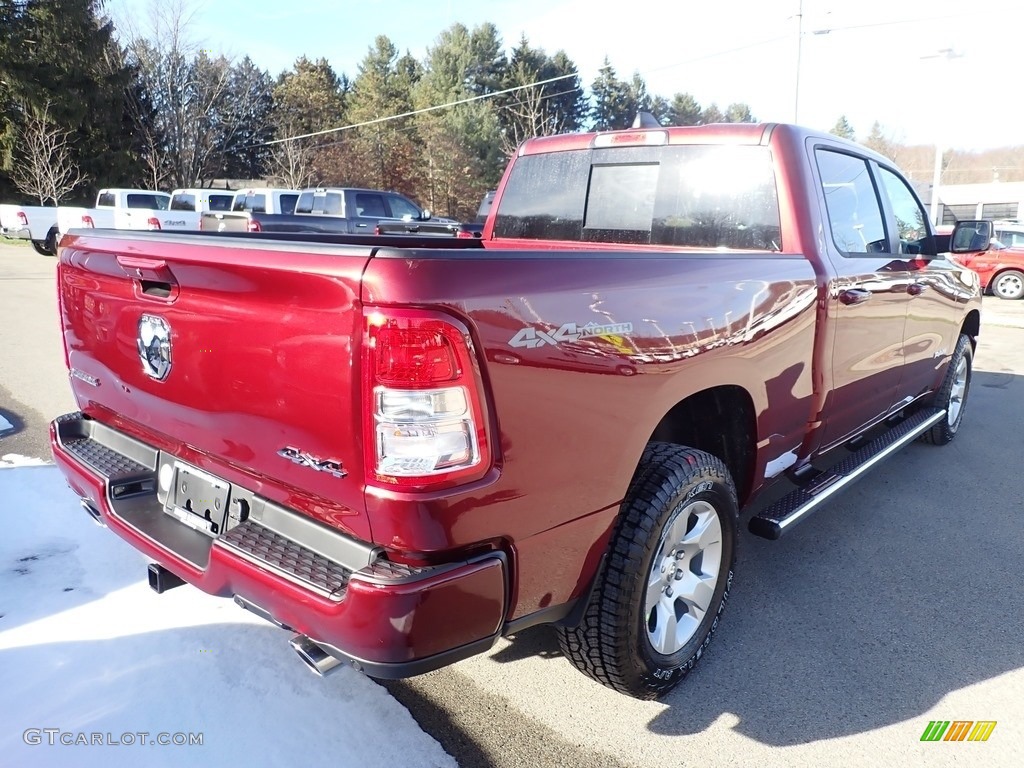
[499,84,572,158]
[266,132,316,189]
[10,102,89,205]
[121,0,272,189]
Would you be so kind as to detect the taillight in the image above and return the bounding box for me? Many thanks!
[198,217,204,231]
[363,307,491,489]
[147,217,161,230]
[247,219,261,233]
[455,228,474,239]
[81,215,95,228]
[374,225,381,235]
[17,211,28,226]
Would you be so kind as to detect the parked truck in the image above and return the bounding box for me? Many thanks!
[56,188,173,237]
[200,187,301,232]
[202,186,475,237]
[50,121,983,699]
[0,203,59,255]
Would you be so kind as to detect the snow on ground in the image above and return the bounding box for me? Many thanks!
[0,465,456,768]
[1,453,49,467]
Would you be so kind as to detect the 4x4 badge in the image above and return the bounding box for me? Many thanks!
[277,447,347,478]
[509,321,633,349]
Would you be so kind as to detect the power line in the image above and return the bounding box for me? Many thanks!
[264,72,579,146]
[303,84,585,151]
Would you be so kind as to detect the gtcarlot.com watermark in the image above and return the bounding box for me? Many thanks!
[23,729,203,747]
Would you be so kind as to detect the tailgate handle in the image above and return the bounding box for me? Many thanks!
[117,255,178,299]
[116,255,177,284]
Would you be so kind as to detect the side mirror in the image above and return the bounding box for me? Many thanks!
[951,220,994,253]
[421,209,432,220]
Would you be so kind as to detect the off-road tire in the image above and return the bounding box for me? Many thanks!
[556,443,738,699]
[921,333,972,445]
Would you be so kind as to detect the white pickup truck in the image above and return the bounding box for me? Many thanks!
[58,188,237,237]
[159,188,237,230]
[57,189,173,237]
[0,204,60,255]
[200,187,300,232]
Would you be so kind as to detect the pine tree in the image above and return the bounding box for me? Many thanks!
[413,24,502,218]
[724,103,755,123]
[668,93,702,126]
[0,0,142,200]
[344,36,420,193]
[269,56,348,186]
[830,115,855,140]
[589,57,632,130]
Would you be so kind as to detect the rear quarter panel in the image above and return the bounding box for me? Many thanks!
[362,250,818,617]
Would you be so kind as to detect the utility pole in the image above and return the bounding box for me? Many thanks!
[922,48,963,225]
[794,0,803,123]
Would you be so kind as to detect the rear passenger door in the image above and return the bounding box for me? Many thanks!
[814,147,912,450]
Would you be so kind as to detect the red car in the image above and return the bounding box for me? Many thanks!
[945,230,1024,300]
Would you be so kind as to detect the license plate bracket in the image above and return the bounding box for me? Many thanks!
[167,462,231,537]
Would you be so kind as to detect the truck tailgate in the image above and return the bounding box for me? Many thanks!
[57,231,372,539]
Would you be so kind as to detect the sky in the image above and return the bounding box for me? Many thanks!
[109,0,1021,151]
[0,460,456,768]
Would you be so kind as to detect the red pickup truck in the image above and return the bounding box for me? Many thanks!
[51,122,983,700]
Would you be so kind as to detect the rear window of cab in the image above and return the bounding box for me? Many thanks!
[493,145,781,250]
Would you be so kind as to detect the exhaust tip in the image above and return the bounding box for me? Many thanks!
[81,500,106,528]
[289,635,345,677]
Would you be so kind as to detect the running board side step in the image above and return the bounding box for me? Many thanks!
[749,408,946,540]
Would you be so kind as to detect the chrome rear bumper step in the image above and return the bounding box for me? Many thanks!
[749,408,946,540]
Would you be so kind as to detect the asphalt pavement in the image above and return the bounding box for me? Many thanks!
[2,241,1021,767]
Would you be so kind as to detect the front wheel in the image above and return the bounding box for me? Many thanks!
[921,333,972,445]
[992,270,1024,300]
[557,443,738,699]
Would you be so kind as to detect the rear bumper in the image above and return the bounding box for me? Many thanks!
[50,412,507,676]
[0,226,30,240]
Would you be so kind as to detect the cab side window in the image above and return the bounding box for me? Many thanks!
[295,191,314,214]
[279,194,298,215]
[387,194,421,220]
[878,167,931,255]
[816,149,887,255]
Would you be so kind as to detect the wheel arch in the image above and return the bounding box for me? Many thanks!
[961,309,980,350]
[648,385,757,505]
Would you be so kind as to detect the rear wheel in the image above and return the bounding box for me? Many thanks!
[30,240,51,256]
[992,270,1024,300]
[921,333,972,445]
[557,443,738,699]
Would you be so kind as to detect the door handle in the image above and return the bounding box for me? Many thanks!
[839,288,872,305]
[907,283,928,296]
